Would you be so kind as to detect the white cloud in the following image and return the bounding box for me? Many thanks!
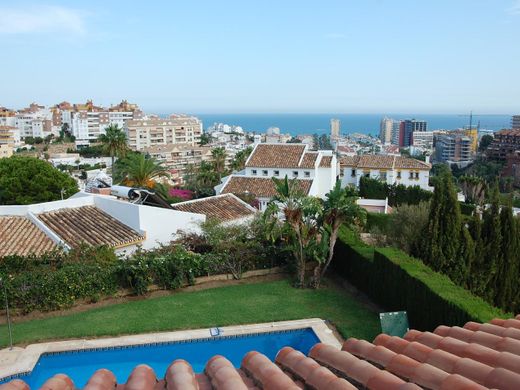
[508,0,520,15]
[0,5,86,35]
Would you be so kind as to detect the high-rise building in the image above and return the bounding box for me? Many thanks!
[513,115,520,129]
[126,115,203,150]
[399,119,427,147]
[435,134,472,162]
[487,129,520,160]
[379,117,393,144]
[412,131,434,150]
[330,118,340,138]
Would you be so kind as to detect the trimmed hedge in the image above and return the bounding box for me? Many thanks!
[332,227,507,330]
[366,213,392,232]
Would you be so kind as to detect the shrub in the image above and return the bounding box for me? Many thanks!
[332,227,507,330]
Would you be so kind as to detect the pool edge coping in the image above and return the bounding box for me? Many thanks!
[0,318,340,380]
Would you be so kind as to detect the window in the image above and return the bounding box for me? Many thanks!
[252,169,257,175]
[262,170,268,176]
[274,170,280,176]
[351,169,356,177]
[409,171,414,179]
[304,171,310,178]
[380,172,387,181]
[397,171,401,179]
[293,171,299,177]
[415,172,419,179]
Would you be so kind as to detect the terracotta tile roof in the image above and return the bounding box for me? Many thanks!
[6,316,520,389]
[339,154,431,170]
[393,156,431,170]
[319,156,333,168]
[221,176,313,198]
[6,315,520,390]
[0,216,57,257]
[36,206,144,249]
[300,152,319,168]
[171,194,256,222]
[246,144,307,168]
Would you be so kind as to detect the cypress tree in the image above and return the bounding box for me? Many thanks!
[495,196,517,310]
[439,172,462,277]
[480,182,501,303]
[420,175,444,270]
[454,225,475,287]
[468,211,485,295]
[419,172,463,280]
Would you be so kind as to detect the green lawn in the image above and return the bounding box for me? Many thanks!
[0,279,380,348]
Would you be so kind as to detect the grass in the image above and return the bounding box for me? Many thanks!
[0,279,380,348]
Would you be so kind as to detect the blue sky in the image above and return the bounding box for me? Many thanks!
[0,0,519,114]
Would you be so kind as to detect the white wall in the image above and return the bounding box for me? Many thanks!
[93,195,205,249]
[340,167,431,191]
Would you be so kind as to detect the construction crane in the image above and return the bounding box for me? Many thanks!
[458,111,510,130]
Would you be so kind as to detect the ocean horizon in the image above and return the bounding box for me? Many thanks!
[178,113,514,136]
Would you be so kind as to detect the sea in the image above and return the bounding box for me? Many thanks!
[189,113,513,136]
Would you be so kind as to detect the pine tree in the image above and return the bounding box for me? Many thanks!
[495,196,517,310]
[480,182,501,303]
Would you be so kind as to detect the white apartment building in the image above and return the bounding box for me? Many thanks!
[215,143,337,210]
[0,104,58,140]
[0,125,21,147]
[126,116,203,150]
[379,117,393,144]
[340,154,432,191]
[144,143,213,185]
[412,131,434,150]
[69,100,143,143]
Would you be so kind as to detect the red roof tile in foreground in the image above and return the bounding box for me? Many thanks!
[4,316,520,390]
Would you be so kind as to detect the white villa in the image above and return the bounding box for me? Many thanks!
[0,193,205,257]
[340,155,432,191]
[215,143,337,210]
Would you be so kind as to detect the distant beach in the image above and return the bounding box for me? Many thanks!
[188,113,513,136]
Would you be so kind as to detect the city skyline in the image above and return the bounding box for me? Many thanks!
[1,1,519,113]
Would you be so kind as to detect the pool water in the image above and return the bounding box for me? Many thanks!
[8,328,319,388]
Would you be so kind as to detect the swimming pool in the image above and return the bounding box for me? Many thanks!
[5,328,319,388]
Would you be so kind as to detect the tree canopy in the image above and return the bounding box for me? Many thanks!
[0,156,78,205]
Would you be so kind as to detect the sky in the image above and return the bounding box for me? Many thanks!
[0,0,519,114]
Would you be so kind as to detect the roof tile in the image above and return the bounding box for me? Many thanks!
[0,216,57,257]
[221,176,313,198]
[246,144,307,168]
[171,194,256,222]
[36,206,144,249]
[6,316,520,390]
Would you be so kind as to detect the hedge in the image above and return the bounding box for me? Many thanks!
[365,213,392,232]
[332,227,507,330]
[0,244,279,314]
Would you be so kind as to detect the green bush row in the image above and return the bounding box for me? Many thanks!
[0,245,278,314]
[332,228,506,330]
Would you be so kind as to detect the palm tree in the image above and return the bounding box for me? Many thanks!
[98,124,128,170]
[117,153,169,188]
[211,147,227,180]
[315,181,366,286]
[231,147,253,172]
